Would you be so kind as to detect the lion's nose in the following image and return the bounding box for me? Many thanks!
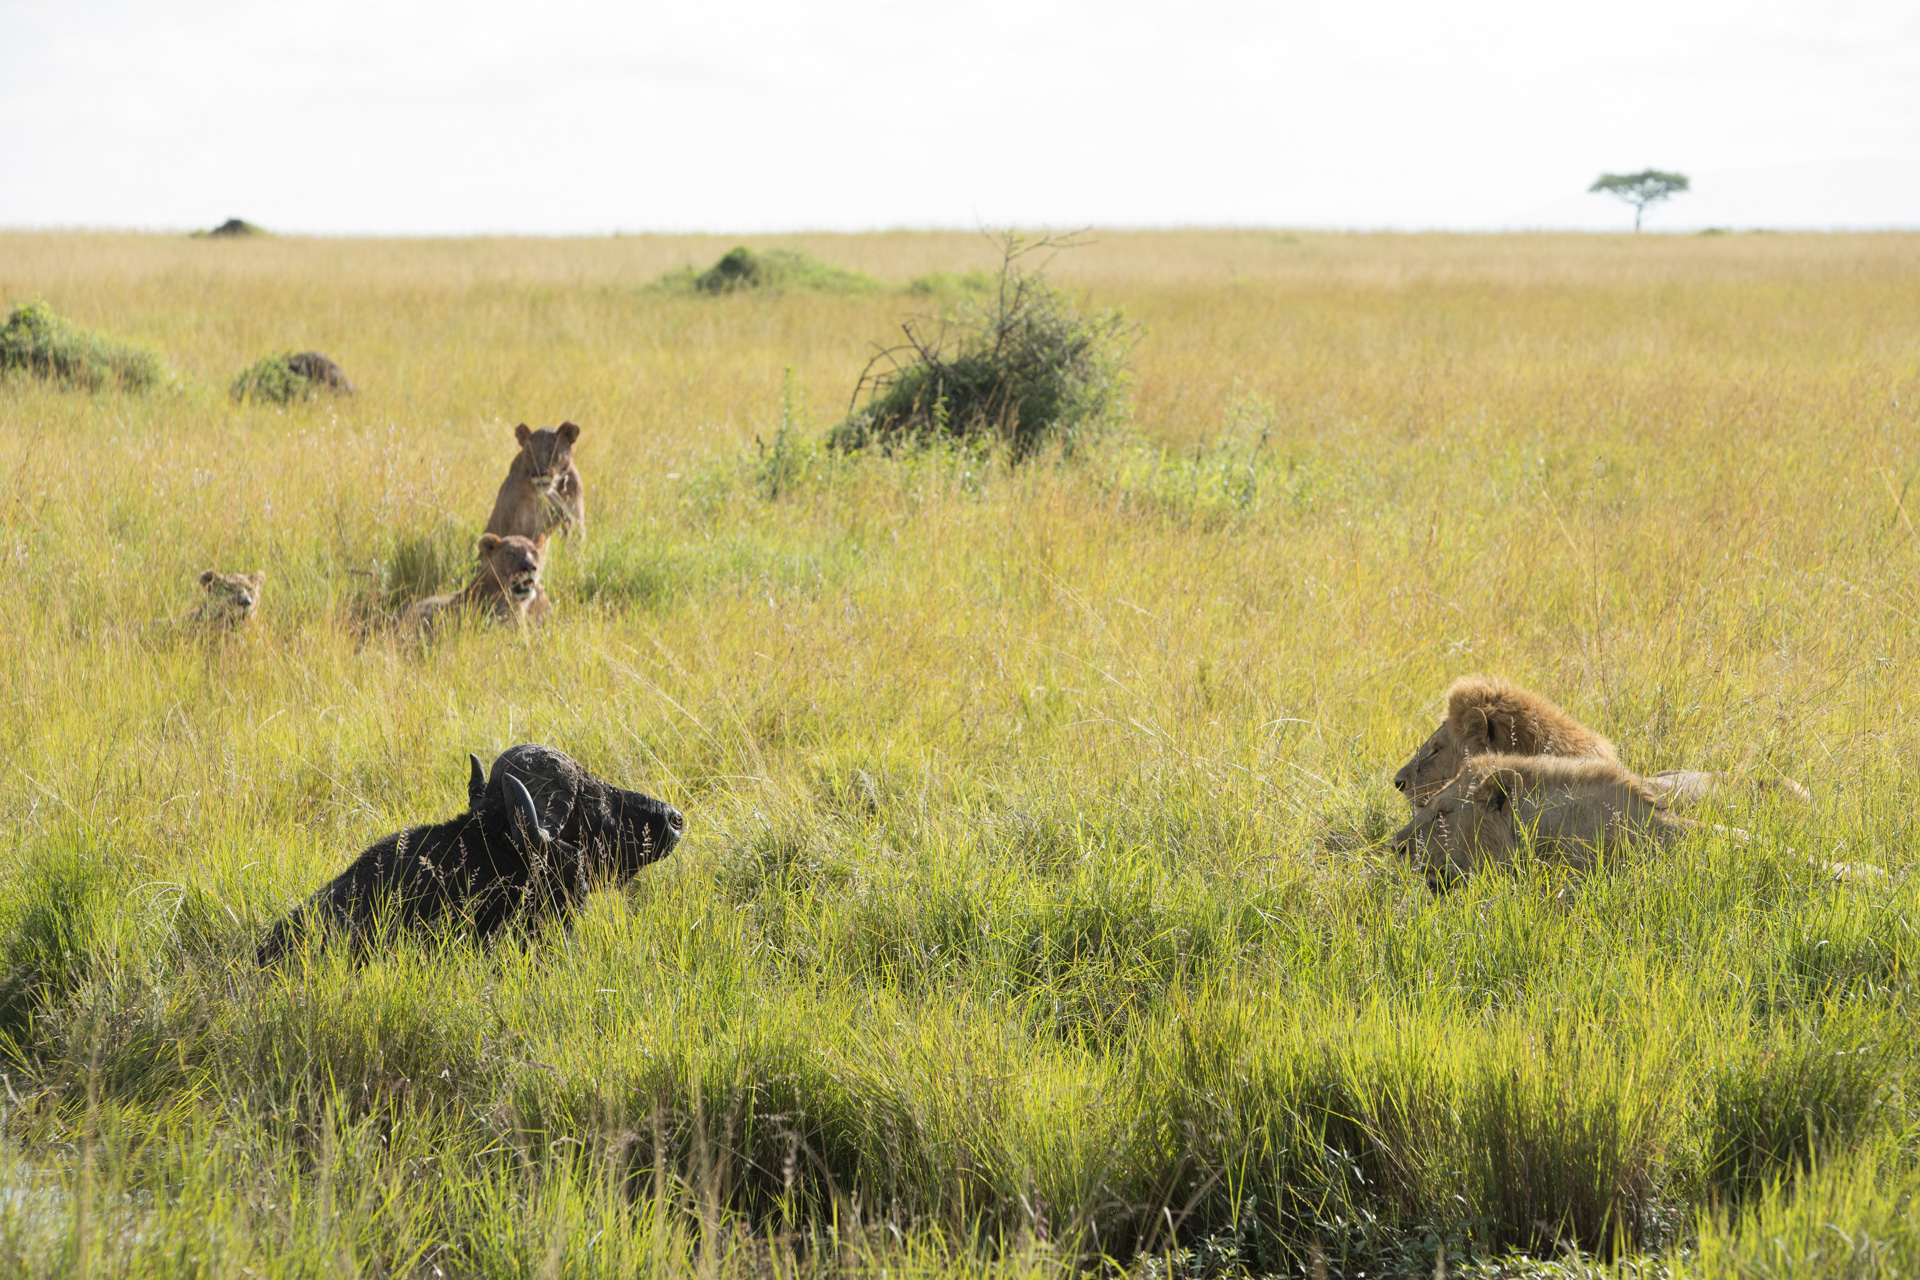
[238,593,254,608]
[1391,773,1409,794]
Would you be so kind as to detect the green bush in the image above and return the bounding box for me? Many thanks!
[0,301,171,392]
[195,218,269,238]
[656,245,879,296]
[830,234,1134,462]
[231,352,312,404]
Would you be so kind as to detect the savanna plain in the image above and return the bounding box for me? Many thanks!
[1,229,1918,1278]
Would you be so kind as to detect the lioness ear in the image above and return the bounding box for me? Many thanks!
[556,421,580,444]
[533,533,549,553]
[478,533,502,553]
[1474,767,1525,813]
[198,569,216,588]
[514,424,533,445]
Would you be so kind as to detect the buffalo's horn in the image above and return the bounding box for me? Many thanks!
[468,753,488,810]
[504,774,550,844]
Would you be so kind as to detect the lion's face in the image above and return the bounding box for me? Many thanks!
[476,534,545,604]
[513,422,581,495]
[197,569,264,625]
[1390,768,1518,884]
[1392,721,1466,804]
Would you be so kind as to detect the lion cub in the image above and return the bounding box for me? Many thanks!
[485,422,585,541]
[187,570,265,629]
[398,534,548,634]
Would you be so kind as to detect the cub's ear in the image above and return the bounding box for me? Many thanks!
[251,570,266,586]
[478,533,503,553]
[514,423,533,445]
[556,421,581,444]
[1473,767,1525,813]
[198,570,217,588]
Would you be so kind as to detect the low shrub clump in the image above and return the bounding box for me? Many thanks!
[195,218,269,238]
[658,245,879,295]
[830,234,1134,463]
[230,351,355,403]
[0,301,172,392]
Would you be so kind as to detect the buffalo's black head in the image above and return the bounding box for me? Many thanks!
[477,743,684,877]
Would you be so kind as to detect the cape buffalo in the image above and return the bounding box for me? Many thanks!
[257,744,684,964]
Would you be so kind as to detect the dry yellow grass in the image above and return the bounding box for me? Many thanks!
[0,229,1917,1275]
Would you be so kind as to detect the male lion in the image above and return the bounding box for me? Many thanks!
[398,534,548,634]
[485,422,585,541]
[1392,675,1811,809]
[1392,754,1689,884]
[186,569,265,629]
[1392,676,1618,805]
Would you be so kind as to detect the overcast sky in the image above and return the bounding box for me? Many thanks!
[1,0,1915,234]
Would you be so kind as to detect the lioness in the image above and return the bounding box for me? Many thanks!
[1392,754,1688,884]
[398,534,548,634]
[1393,675,1811,809]
[187,569,265,629]
[485,422,585,541]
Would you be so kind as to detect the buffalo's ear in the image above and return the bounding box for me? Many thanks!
[468,753,488,810]
[199,569,217,588]
[504,774,551,844]
[1474,767,1525,813]
[514,423,533,445]
[556,421,580,444]
[478,533,503,554]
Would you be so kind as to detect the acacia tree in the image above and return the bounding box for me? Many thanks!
[1589,170,1690,232]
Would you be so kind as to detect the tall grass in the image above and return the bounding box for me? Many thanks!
[0,229,1917,1274]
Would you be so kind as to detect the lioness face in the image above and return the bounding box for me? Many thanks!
[476,534,545,604]
[513,421,581,495]
[1391,768,1519,883]
[1393,721,1466,804]
[197,569,265,625]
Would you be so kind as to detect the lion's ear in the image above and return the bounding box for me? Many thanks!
[556,421,580,444]
[1458,707,1493,754]
[1473,767,1524,813]
[198,570,216,588]
[514,424,532,445]
[1483,707,1521,752]
[478,533,503,554]
[252,570,266,585]
[533,534,550,553]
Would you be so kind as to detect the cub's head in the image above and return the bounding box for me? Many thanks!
[196,569,264,626]
[1390,762,1524,885]
[513,421,581,494]
[476,533,545,605]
